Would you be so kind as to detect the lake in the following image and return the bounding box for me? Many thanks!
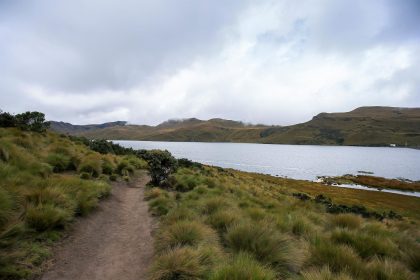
[115,141,420,181]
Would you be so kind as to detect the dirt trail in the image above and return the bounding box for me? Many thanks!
[41,172,154,280]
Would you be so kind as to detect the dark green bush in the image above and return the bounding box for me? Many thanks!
[143,150,178,186]
[109,174,117,181]
[80,172,91,179]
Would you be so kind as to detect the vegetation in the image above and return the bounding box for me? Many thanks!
[0,110,50,132]
[320,175,420,192]
[50,106,420,147]
[147,164,420,280]
[0,116,147,279]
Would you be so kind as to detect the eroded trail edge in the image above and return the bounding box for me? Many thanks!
[41,172,154,280]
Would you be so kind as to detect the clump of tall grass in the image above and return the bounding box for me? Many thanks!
[145,187,166,201]
[25,204,72,231]
[206,210,241,234]
[330,228,397,258]
[101,157,116,175]
[200,197,231,215]
[148,196,175,216]
[301,266,355,280]
[210,252,276,280]
[116,160,135,176]
[291,216,315,238]
[364,257,416,280]
[225,220,303,276]
[155,221,218,253]
[163,206,199,225]
[330,214,362,230]
[78,154,103,177]
[309,240,363,276]
[0,141,10,162]
[150,245,222,280]
[47,153,71,172]
[0,186,14,228]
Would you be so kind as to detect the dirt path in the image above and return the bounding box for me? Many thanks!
[41,172,154,280]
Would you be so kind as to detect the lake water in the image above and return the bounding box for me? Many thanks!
[115,141,420,182]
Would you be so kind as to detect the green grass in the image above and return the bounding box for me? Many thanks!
[0,127,145,279]
[148,165,420,280]
[155,221,218,253]
[210,252,276,280]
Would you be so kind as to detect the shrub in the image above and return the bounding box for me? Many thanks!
[150,246,220,280]
[301,266,355,280]
[144,150,178,186]
[155,221,218,253]
[331,214,362,230]
[109,174,117,181]
[25,204,71,231]
[225,221,301,275]
[123,175,130,182]
[80,172,91,180]
[14,111,50,132]
[46,153,71,172]
[210,252,276,280]
[98,174,109,181]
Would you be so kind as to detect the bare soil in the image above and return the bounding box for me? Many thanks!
[41,172,154,280]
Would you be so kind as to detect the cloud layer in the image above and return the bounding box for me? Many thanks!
[1,0,419,125]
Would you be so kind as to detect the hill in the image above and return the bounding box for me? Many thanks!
[50,106,420,147]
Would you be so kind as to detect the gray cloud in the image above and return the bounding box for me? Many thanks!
[0,0,419,125]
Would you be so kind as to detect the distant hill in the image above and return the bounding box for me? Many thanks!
[50,106,420,147]
[50,121,128,134]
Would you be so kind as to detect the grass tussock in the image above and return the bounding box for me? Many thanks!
[155,221,218,253]
[210,252,276,280]
[150,246,222,280]
[330,214,362,229]
[301,266,355,280]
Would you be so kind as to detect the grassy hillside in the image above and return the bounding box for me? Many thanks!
[0,127,147,279]
[260,106,420,146]
[50,106,420,147]
[147,165,420,280]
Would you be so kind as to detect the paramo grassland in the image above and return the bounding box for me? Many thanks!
[146,165,420,280]
[0,126,147,279]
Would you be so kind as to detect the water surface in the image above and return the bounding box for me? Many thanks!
[116,141,420,182]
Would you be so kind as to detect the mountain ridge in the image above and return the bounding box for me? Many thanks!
[49,106,420,147]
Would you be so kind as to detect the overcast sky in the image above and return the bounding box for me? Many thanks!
[1,0,419,125]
